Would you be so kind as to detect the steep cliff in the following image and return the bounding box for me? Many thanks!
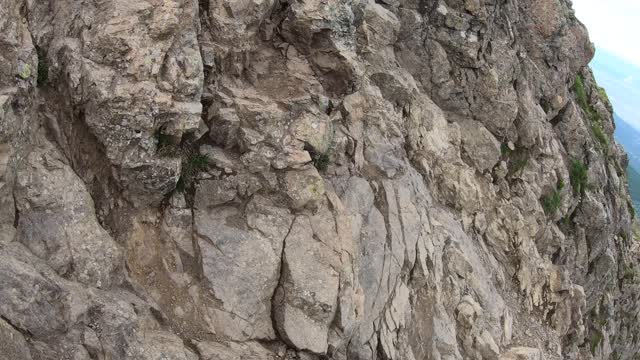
[1,0,639,359]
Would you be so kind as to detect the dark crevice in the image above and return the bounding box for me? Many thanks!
[269,217,295,344]
[149,306,168,326]
[12,190,20,228]
[550,101,570,127]
[1,315,33,339]
[35,46,49,87]
[375,332,391,360]
[183,338,201,358]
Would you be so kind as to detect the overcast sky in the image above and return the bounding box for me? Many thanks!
[572,0,640,66]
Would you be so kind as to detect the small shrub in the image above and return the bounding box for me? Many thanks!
[542,189,562,215]
[557,178,565,191]
[508,147,529,175]
[629,200,637,219]
[500,143,512,156]
[574,74,589,113]
[309,122,336,173]
[569,159,588,195]
[312,152,331,172]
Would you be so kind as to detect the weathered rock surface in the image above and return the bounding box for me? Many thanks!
[14,138,123,288]
[0,0,639,359]
[273,215,340,353]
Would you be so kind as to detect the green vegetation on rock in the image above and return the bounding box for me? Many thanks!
[592,124,609,149]
[176,152,208,193]
[574,74,590,113]
[574,74,609,151]
[542,187,563,215]
[569,159,588,195]
[590,331,603,355]
[155,130,177,157]
[505,145,529,175]
[309,121,336,173]
[598,86,613,111]
[500,142,511,156]
[312,152,330,172]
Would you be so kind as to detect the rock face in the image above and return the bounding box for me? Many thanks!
[0,0,639,359]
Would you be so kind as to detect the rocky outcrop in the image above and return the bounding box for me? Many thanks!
[0,0,639,359]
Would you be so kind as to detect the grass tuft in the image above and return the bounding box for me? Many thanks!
[312,153,331,172]
[189,154,209,169]
[505,145,529,176]
[309,121,336,173]
[574,74,610,152]
[542,189,563,215]
[574,74,589,113]
[598,87,610,104]
[590,331,603,355]
[501,143,512,156]
[569,159,588,195]
[592,124,609,149]
[176,152,209,200]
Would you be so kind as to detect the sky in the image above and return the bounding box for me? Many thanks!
[572,0,640,130]
[590,49,640,129]
[572,0,640,67]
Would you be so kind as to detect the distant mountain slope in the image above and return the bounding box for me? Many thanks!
[614,113,640,170]
[628,165,640,212]
[592,49,640,130]
[613,113,640,213]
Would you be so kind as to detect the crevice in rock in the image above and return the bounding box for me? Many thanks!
[550,101,570,127]
[270,217,295,340]
[0,315,32,339]
[182,338,202,359]
[12,190,19,229]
